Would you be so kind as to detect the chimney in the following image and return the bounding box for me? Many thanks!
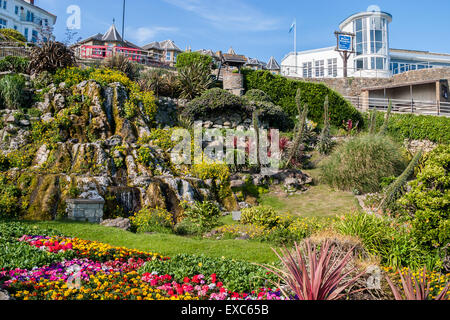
[24,0,35,5]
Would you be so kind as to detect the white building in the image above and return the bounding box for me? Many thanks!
[0,0,56,43]
[282,7,450,79]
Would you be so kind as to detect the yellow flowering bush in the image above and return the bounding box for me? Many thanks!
[241,206,280,229]
[130,207,175,234]
[214,224,269,240]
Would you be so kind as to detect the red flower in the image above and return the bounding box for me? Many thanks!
[183,277,190,283]
[216,282,223,288]
[210,274,217,283]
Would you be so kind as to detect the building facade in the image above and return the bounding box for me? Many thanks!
[0,0,56,42]
[282,8,450,79]
[142,40,182,67]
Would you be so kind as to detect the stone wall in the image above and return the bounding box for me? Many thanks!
[66,199,105,223]
[287,68,450,97]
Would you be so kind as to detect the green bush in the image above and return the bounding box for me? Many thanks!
[0,154,10,172]
[242,69,363,127]
[180,201,221,235]
[241,205,280,229]
[0,28,27,43]
[335,212,434,270]
[0,74,26,109]
[321,134,407,194]
[367,112,450,144]
[176,52,213,71]
[130,207,175,234]
[398,145,450,250]
[0,56,30,74]
[182,88,243,119]
[139,253,277,292]
[244,89,273,103]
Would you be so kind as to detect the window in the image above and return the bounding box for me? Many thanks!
[327,58,337,77]
[13,25,17,30]
[32,30,38,43]
[0,18,7,29]
[302,63,308,78]
[354,18,367,56]
[15,5,18,14]
[166,52,171,61]
[24,28,28,40]
[315,60,324,77]
[355,58,367,71]
[3,1,6,10]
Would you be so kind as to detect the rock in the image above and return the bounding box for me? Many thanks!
[230,179,245,188]
[6,114,16,124]
[53,94,65,112]
[0,290,11,300]
[100,218,131,231]
[238,202,251,209]
[18,119,30,127]
[232,211,242,221]
[41,113,54,123]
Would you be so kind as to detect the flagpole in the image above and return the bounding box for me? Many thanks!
[294,19,297,75]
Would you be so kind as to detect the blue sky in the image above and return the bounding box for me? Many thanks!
[39,0,450,63]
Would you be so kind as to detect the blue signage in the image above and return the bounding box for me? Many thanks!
[338,35,352,51]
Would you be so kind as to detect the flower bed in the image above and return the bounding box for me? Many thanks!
[0,224,281,300]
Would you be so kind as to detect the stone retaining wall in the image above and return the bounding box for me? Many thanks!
[66,199,105,223]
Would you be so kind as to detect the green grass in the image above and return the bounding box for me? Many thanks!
[25,220,278,264]
[259,164,361,217]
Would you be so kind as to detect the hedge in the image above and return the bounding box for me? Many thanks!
[369,112,450,144]
[242,69,364,127]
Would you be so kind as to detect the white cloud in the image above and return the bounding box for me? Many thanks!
[127,26,179,44]
[164,0,281,32]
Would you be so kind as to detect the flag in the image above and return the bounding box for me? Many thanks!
[289,20,296,33]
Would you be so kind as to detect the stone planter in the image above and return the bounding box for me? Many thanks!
[66,199,105,223]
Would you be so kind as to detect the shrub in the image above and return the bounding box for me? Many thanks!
[335,212,434,270]
[0,174,22,218]
[398,145,450,250]
[321,134,406,194]
[0,28,27,43]
[368,112,450,144]
[176,52,213,72]
[29,41,76,74]
[317,96,334,155]
[243,69,363,127]
[180,201,221,234]
[0,56,30,74]
[138,68,179,98]
[245,99,293,131]
[0,74,26,109]
[0,154,10,171]
[178,60,214,100]
[130,207,174,234]
[241,206,280,229]
[191,159,231,199]
[244,89,273,103]
[182,88,243,120]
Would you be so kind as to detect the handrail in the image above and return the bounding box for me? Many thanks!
[343,95,450,117]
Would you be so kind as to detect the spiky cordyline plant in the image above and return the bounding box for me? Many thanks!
[386,267,449,300]
[29,41,75,74]
[261,240,365,300]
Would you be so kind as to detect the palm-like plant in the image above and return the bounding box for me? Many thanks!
[29,41,75,74]
[262,240,365,300]
[386,267,449,300]
[177,60,214,100]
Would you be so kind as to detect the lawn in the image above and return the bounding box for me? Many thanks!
[259,166,362,217]
[25,220,278,264]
